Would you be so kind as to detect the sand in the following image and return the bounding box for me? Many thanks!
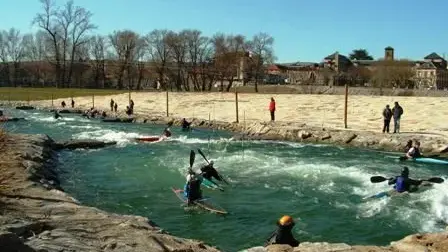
[33,92,448,137]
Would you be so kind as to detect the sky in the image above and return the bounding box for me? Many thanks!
[1,0,448,63]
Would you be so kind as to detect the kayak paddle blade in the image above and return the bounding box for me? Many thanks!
[370,176,388,183]
[190,150,195,168]
[426,177,444,183]
[197,148,210,164]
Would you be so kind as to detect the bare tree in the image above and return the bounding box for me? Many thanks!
[61,0,96,87]
[133,38,148,90]
[212,34,247,92]
[0,28,26,86]
[247,33,275,92]
[33,0,63,87]
[183,30,210,91]
[109,30,139,89]
[371,59,415,93]
[88,35,108,88]
[22,31,49,86]
[146,29,170,90]
[166,31,188,91]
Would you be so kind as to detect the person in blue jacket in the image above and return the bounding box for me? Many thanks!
[388,167,422,193]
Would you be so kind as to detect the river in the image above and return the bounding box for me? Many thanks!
[2,107,448,251]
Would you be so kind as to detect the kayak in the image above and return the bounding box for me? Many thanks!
[135,136,162,142]
[202,178,224,191]
[0,117,25,122]
[171,187,227,215]
[414,157,448,165]
[363,182,433,201]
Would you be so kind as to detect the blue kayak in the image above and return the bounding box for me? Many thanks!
[414,157,448,165]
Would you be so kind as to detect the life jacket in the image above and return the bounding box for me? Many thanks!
[185,177,202,201]
[272,225,299,247]
[412,147,421,158]
[395,176,407,193]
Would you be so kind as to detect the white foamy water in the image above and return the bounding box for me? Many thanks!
[72,129,141,147]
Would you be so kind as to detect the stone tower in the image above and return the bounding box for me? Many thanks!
[385,46,394,61]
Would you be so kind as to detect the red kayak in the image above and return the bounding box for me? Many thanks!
[135,136,163,142]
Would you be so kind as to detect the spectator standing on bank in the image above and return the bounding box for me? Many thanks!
[110,99,115,111]
[269,97,276,122]
[392,101,404,133]
[382,104,392,133]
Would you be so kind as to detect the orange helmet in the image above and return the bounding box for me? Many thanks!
[278,215,294,226]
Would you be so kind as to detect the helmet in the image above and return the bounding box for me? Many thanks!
[401,166,409,177]
[278,215,294,226]
[209,160,214,166]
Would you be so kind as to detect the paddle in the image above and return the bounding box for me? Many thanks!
[370,175,444,184]
[189,150,195,169]
[197,148,229,185]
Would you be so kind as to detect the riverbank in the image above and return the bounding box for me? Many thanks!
[3,91,448,155]
[0,133,219,251]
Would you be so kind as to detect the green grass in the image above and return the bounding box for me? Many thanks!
[0,88,127,101]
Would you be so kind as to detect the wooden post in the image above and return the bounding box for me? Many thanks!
[344,83,348,129]
[51,94,54,108]
[128,89,131,105]
[27,92,30,105]
[92,94,95,108]
[166,89,169,117]
[235,89,239,123]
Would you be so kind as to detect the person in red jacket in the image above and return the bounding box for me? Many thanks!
[269,97,276,121]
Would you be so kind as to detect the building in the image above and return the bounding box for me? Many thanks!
[414,53,448,89]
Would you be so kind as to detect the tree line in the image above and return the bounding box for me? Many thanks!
[0,0,275,92]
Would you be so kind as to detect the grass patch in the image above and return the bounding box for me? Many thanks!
[0,87,127,101]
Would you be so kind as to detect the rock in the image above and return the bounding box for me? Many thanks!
[50,109,84,114]
[53,140,117,150]
[266,244,294,252]
[16,105,35,110]
[297,242,352,252]
[102,117,134,123]
[321,134,331,140]
[345,134,357,144]
[439,145,448,153]
[0,231,35,252]
[298,130,312,140]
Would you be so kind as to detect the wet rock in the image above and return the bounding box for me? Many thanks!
[296,242,352,251]
[321,134,331,140]
[52,140,117,150]
[345,134,357,144]
[298,130,312,140]
[102,117,134,123]
[50,109,84,114]
[16,105,35,110]
[0,232,35,252]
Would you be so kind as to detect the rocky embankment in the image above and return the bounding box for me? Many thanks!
[0,133,219,252]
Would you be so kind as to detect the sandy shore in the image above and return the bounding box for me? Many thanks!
[32,92,448,137]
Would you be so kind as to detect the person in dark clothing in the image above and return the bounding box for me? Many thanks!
[184,168,203,204]
[114,103,118,113]
[71,99,75,108]
[181,118,192,131]
[406,141,422,159]
[61,101,66,108]
[382,104,392,133]
[392,102,403,133]
[110,99,115,112]
[54,110,62,119]
[388,167,422,193]
[125,106,132,116]
[265,215,299,247]
[130,99,134,110]
[200,161,222,182]
[404,140,413,153]
[101,111,107,118]
[162,128,172,138]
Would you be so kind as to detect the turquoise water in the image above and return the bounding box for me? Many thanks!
[2,107,448,252]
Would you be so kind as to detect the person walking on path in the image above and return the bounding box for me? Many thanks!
[71,99,75,108]
[114,103,118,113]
[382,104,392,133]
[269,97,276,122]
[110,99,115,112]
[392,101,404,133]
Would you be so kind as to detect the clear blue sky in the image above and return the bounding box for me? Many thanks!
[1,0,447,63]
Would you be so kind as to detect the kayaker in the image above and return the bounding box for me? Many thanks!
[200,161,223,183]
[184,168,203,204]
[404,140,413,153]
[181,118,192,131]
[265,215,300,247]
[54,110,62,119]
[388,167,422,193]
[0,110,6,121]
[406,141,422,159]
[162,128,172,138]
